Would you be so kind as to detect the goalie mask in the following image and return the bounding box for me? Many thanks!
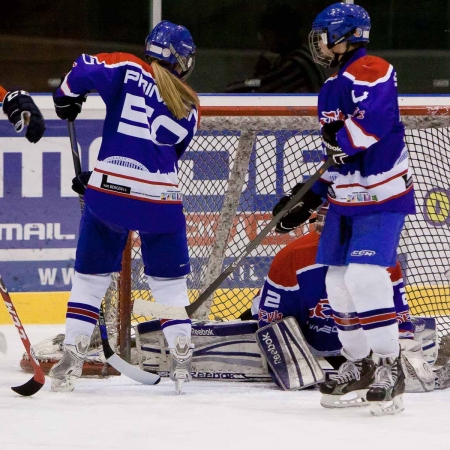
[145,20,196,80]
[309,3,370,68]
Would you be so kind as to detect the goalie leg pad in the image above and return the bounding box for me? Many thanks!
[135,319,271,381]
[411,316,438,365]
[400,339,435,393]
[434,360,450,390]
[256,317,324,390]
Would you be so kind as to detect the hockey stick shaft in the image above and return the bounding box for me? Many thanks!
[187,157,333,316]
[98,305,160,385]
[133,158,333,320]
[67,120,85,210]
[0,275,45,395]
[67,120,160,385]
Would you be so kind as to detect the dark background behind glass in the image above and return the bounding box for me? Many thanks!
[1,0,449,94]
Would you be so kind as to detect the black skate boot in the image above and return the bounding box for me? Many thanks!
[367,354,405,416]
[320,357,375,408]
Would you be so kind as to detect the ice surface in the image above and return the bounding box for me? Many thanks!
[1,324,450,450]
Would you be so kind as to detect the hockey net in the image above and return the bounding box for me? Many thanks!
[112,102,450,357]
[20,99,450,374]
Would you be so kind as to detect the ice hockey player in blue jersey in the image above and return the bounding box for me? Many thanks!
[49,21,199,394]
[275,3,415,415]
[251,202,438,393]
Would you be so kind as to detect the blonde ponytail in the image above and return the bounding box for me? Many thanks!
[150,61,199,120]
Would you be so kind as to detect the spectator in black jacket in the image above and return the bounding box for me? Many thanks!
[225,5,326,93]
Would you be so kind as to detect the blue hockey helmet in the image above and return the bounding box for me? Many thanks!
[145,20,196,80]
[309,3,370,67]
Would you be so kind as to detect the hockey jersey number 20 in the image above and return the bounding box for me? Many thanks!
[56,52,199,233]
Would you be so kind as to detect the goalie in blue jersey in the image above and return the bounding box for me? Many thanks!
[49,21,199,394]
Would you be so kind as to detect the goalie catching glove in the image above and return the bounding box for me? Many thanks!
[2,91,46,143]
[273,183,323,234]
[322,120,349,166]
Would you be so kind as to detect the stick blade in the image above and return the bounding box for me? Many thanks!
[11,376,45,396]
[106,354,161,385]
[98,306,161,385]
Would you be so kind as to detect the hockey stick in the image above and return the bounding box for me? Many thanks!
[134,157,334,320]
[67,120,160,385]
[67,120,85,211]
[0,275,45,396]
[98,305,160,385]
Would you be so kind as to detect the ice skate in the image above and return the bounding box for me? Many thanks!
[367,354,405,416]
[169,335,193,394]
[320,357,375,408]
[49,335,90,392]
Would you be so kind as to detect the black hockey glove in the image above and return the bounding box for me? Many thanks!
[53,91,89,121]
[72,171,92,196]
[2,90,46,143]
[273,183,323,234]
[272,182,305,217]
[322,120,348,166]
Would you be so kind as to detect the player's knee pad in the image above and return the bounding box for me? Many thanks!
[147,275,189,306]
[70,272,111,304]
[325,265,355,312]
[344,264,393,311]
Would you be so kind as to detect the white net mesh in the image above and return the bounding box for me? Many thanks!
[103,110,450,353]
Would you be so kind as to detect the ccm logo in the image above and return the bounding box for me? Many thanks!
[351,250,376,256]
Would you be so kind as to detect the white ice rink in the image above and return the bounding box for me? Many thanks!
[1,324,450,450]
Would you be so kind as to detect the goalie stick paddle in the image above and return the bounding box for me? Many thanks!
[68,120,160,385]
[0,275,45,396]
[98,306,160,385]
[133,158,334,320]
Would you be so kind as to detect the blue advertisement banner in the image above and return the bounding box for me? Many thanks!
[2,120,312,292]
[1,115,446,293]
[0,120,105,291]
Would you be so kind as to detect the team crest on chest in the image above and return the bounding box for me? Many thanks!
[320,109,346,125]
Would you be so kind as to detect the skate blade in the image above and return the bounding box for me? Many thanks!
[369,395,404,416]
[175,378,185,395]
[50,376,76,393]
[320,390,369,408]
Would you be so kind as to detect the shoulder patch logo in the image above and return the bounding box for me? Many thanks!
[351,90,369,103]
